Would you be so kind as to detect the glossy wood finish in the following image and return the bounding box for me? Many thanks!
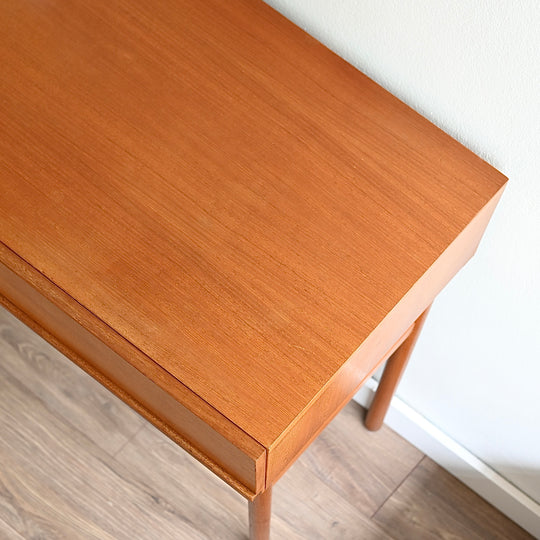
[249,488,273,540]
[365,306,432,431]
[0,0,508,533]
[0,0,507,450]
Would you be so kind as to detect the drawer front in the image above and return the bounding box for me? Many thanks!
[0,254,265,499]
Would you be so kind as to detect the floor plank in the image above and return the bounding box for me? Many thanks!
[0,352,206,539]
[116,422,392,539]
[0,518,25,540]
[300,400,423,516]
[374,458,532,540]
[114,423,249,539]
[273,459,393,539]
[0,308,145,456]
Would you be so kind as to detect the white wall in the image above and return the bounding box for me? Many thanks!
[264,0,540,510]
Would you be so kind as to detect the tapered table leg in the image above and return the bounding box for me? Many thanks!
[249,487,272,540]
[365,306,431,431]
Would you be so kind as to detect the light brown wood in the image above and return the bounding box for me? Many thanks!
[249,488,273,540]
[0,0,508,534]
[299,395,423,516]
[265,186,505,484]
[0,519,24,540]
[264,322,414,485]
[365,306,432,431]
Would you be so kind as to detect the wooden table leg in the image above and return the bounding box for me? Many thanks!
[365,306,432,431]
[249,487,272,540]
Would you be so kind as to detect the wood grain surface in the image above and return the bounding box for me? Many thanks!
[299,396,421,517]
[0,0,508,460]
[0,306,531,539]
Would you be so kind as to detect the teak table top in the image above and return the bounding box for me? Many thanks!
[1,0,506,498]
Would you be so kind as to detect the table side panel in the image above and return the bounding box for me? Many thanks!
[269,322,414,487]
[267,186,505,484]
[0,254,265,499]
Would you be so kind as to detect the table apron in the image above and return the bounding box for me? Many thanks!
[0,258,265,499]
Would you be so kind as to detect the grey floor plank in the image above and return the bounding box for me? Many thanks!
[300,400,423,516]
[0,357,206,539]
[116,421,393,539]
[0,308,145,456]
[274,457,393,539]
[0,518,25,540]
[114,423,253,539]
[374,457,532,540]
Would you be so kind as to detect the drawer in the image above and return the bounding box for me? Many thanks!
[0,250,266,499]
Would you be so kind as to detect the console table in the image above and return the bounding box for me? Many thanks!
[0,1,507,538]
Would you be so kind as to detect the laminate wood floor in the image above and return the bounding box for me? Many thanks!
[0,307,532,539]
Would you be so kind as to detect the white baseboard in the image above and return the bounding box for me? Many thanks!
[354,379,540,539]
